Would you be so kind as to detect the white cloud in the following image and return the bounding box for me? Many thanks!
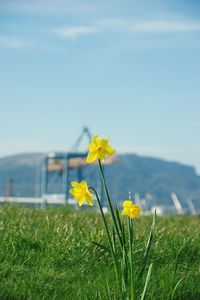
[98,19,200,33]
[0,35,33,49]
[54,18,200,40]
[137,20,200,32]
[53,26,98,39]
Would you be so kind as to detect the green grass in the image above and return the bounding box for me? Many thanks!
[0,205,200,300]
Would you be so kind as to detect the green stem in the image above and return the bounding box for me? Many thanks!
[128,218,134,300]
[98,159,123,248]
[89,186,119,281]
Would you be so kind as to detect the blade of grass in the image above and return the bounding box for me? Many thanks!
[171,244,185,297]
[122,245,128,298]
[141,263,153,300]
[91,241,111,255]
[106,279,113,300]
[139,210,156,278]
[171,278,184,300]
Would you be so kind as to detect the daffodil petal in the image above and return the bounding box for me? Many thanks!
[69,188,75,196]
[105,144,116,155]
[87,198,94,206]
[130,205,141,218]
[123,200,133,208]
[121,208,127,215]
[71,181,80,188]
[93,135,102,146]
[87,151,97,163]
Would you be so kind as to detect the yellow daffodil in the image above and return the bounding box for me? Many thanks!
[70,181,94,206]
[121,200,141,218]
[86,135,116,163]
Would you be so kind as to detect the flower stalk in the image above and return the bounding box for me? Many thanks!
[128,218,134,300]
[89,186,119,281]
[98,159,123,248]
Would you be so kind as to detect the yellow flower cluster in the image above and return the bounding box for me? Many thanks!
[70,134,142,218]
[121,200,141,218]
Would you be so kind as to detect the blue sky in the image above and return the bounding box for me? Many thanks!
[0,0,200,173]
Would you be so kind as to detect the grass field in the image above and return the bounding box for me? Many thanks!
[0,204,200,300]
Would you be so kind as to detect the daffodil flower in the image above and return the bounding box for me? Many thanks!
[121,200,141,218]
[70,181,94,206]
[86,135,116,163]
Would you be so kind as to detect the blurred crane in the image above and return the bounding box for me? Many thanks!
[170,192,183,214]
[187,198,197,215]
[40,127,117,207]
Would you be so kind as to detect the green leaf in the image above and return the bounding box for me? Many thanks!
[112,227,116,252]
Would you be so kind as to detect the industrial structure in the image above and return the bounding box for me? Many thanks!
[40,127,117,207]
[40,127,92,206]
[0,127,118,208]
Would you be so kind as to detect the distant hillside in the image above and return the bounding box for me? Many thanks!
[0,153,200,208]
[0,153,44,197]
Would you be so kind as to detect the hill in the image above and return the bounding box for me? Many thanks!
[0,153,200,207]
